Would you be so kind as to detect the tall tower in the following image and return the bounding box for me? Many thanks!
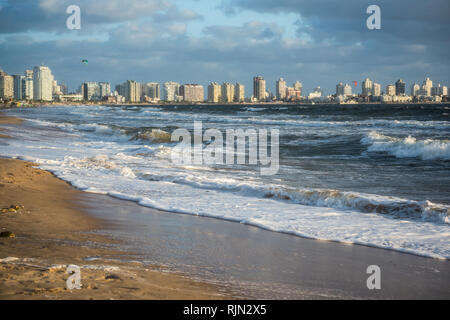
[276,78,287,100]
[372,83,381,96]
[208,82,221,103]
[362,78,373,96]
[23,70,34,100]
[0,73,14,100]
[33,65,54,101]
[234,83,245,102]
[395,79,406,96]
[336,82,345,96]
[221,82,235,103]
[163,81,180,102]
[253,76,266,101]
[411,83,420,96]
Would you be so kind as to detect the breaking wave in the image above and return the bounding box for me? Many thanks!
[361,131,450,160]
[137,171,450,224]
[132,129,172,143]
[263,188,449,224]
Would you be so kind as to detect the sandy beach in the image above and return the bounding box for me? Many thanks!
[1,111,449,300]
[0,113,228,300]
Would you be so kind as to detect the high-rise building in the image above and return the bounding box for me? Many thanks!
[99,82,111,98]
[163,81,180,102]
[343,84,352,96]
[395,79,406,96]
[52,79,63,96]
[0,73,14,100]
[60,83,68,95]
[82,82,101,101]
[336,82,345,96]
[421,77,432,96]
[234,83,245,102]
[33,65,54,101]
[13,75,25,100]
[362,78,373,96]
[221,82,235,103]
[180,84,204,102]
[293,81,303,92]
[286,87,301,100]
[411,83,420,96]
[373,83,381,96]
[23,70,33,100]
[386,84,396,96]
[207,82,221,103]
[253,76,266,101]
[276,78,287,100]
[308,87,323,99]
[141,82,159,101]
[431,84,447,96]
[124,80,141,103]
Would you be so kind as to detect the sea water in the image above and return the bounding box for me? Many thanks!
[2,104,449,259]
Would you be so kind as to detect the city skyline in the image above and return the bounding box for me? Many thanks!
[0,0,449,94]
[1,63,449,104]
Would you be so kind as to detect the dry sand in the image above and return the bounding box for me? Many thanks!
[0,114,228,300]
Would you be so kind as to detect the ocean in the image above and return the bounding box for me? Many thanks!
[2,103,449,259]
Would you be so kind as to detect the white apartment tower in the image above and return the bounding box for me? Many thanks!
[276,78,287,100]
[221,82,235,103]
[33,65,54,101]
[253,76,266,101]
[0,73,14,100]
[163,81,180,102]
[386,84,396,96]
[336,82,345,96]
[362,78,373,96]
[208,82,221,103]
[411,83,420,96]
[23,70,34,100]
[373,83,381,96]
[421,77,433,96]
[234,83,245,102]
[99,82,111,98]
[181,84,204,102]
[125,80,141,103]
[142,82,160,101]
[343,84,352,96]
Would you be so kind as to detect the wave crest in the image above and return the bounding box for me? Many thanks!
[264,188,449,224]
[361,131,450,160]
[132,129,172,143]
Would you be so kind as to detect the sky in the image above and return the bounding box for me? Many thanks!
[0,0,449,95]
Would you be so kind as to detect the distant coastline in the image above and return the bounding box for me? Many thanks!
[1,100,450,110]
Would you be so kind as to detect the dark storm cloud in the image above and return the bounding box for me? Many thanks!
[0,0,449,94]
[221,0,450,43]
[0,0,176,33]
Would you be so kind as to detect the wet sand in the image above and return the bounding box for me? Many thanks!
[0,113,229,299]
[82,193,450,299]
[1,112,449,299]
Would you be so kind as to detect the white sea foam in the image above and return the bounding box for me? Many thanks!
[1,106,449,260]
[362,131,450,160]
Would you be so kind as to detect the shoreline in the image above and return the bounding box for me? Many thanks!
[0,113,230,300]
[1,101,450,110]
[0,157,230,300]
[1,111,449,299]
